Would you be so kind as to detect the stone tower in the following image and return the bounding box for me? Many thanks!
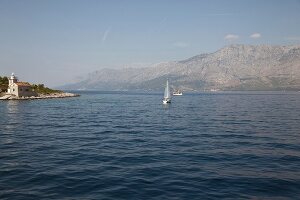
[7,73,18,94]
[9,73,18,85]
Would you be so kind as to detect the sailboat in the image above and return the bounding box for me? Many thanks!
[163,79,171,104]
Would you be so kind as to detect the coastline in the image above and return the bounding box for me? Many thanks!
[0,92,80,100]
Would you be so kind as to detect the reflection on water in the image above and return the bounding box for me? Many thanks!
[2,100,22,131]
[6,100,21,113]
[1,101,24,170]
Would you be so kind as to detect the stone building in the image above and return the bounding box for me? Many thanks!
[7,73,37,97]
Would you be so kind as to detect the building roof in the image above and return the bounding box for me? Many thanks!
[15,82,31,87]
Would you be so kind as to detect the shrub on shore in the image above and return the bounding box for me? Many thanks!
[31,84,62,94]
[0,76,9,92]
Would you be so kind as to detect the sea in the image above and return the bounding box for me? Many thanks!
[1,91,300,199]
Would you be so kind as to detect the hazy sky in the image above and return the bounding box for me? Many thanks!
[1,0,300,87]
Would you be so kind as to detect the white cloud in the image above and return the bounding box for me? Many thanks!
[250,33,261,39]
[173,42,189,48]
[102,26,111,42]
[224,34,239,41]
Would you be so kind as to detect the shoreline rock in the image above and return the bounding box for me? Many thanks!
[0,92,80,100]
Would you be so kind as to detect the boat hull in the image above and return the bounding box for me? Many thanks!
[163,99,171,104]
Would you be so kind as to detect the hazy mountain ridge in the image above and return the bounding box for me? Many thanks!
[61,44,300,91]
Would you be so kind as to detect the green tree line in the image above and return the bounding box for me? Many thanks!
[0,76,9,85]
[0,76,9,92]
[31,84,62,94]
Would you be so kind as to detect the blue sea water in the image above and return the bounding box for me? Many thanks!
[0,91,300,199]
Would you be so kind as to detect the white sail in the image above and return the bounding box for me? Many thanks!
[164,79,171,99]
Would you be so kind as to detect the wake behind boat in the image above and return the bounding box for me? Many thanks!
[163,79,171,104]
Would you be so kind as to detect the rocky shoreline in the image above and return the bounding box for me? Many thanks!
[0,92,80,100]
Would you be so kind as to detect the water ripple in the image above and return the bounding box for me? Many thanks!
[1,91,300,199]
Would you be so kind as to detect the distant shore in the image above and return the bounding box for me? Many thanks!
[0,92,80,100]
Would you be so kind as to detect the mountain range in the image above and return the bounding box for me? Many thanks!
[61,44,300,91]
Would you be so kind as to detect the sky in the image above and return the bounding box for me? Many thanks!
[1,0,300,87]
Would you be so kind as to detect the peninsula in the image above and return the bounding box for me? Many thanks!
[0,73,79,100]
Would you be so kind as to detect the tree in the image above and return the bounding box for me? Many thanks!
[0,76,8,85]
[0,76,8,93]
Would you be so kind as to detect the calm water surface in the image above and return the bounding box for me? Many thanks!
[1,91,300,199]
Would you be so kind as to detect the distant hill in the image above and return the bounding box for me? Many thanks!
[61,44,300,91]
